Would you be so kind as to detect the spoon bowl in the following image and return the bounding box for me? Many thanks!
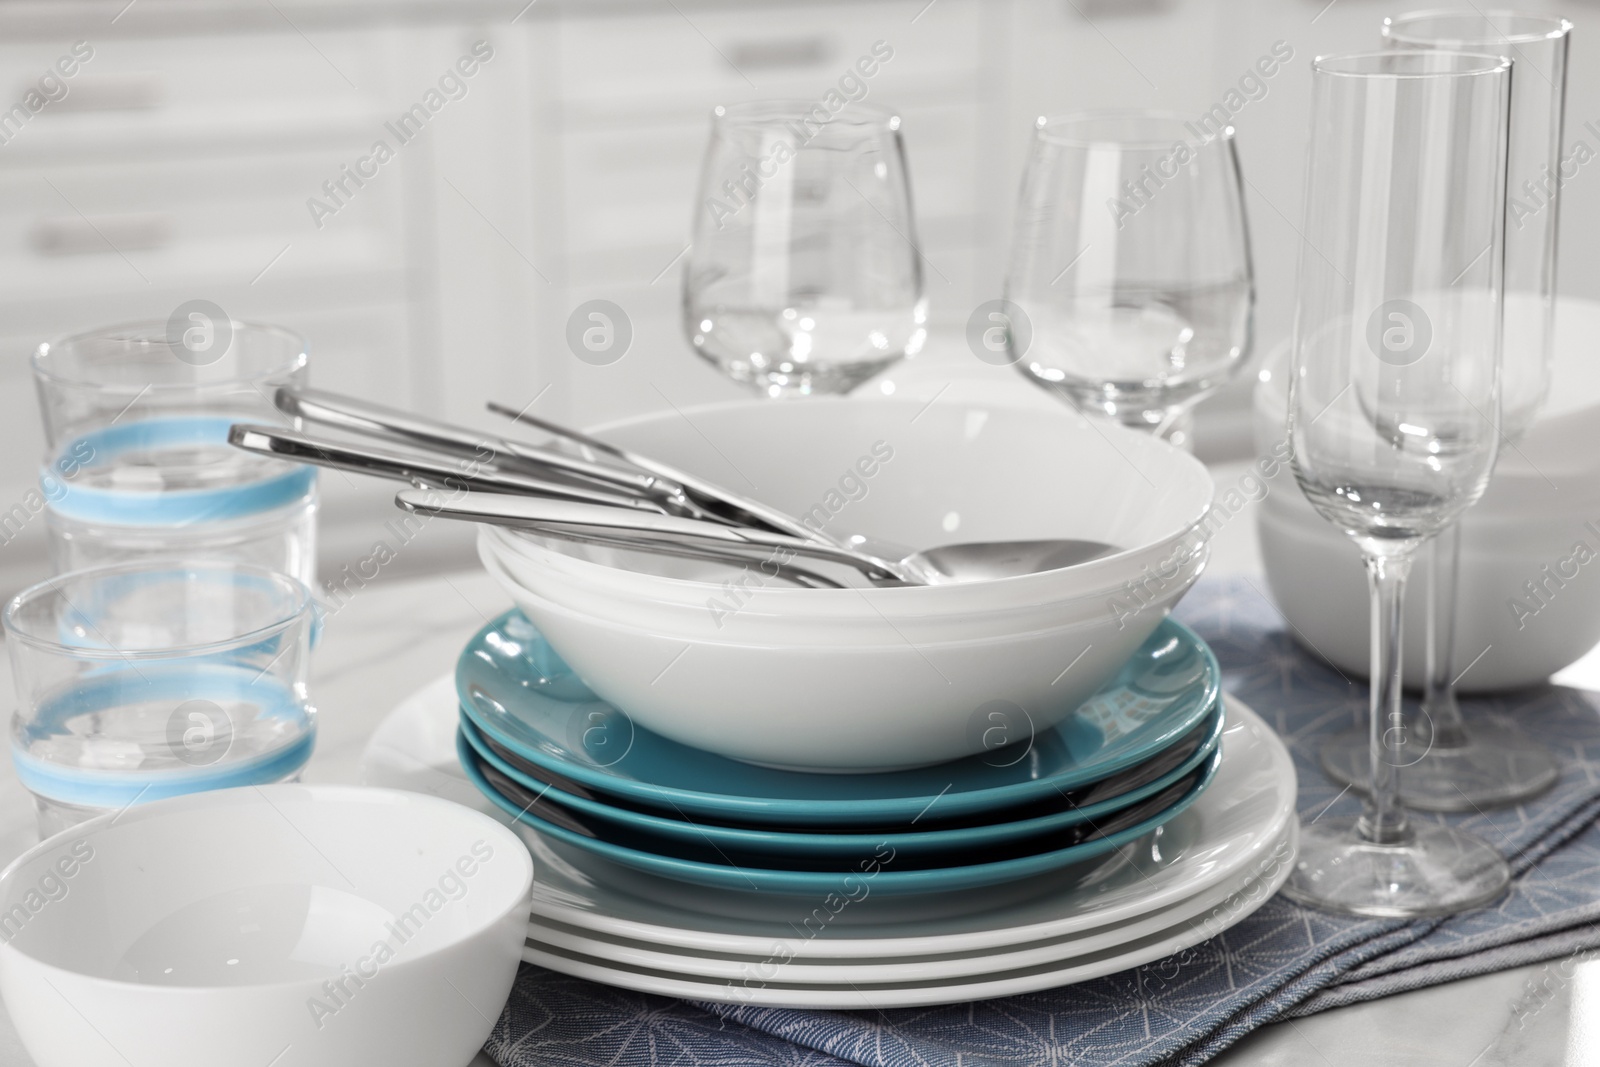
[886,538,1117,583]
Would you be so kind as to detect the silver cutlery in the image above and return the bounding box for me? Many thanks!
[239,389,1118,585]
[397,489,1116,586]
[228,424,668,513]
[273,386,709,517]
[483,400,846,548]
[485,524,849,589]
[398,488,914,583]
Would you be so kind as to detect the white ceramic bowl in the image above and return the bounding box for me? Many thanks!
[0,785,533,1067]
[475,397,1214,771]
[482,523,1177,643]
[507,396,1213,617]
[1253,296,1600,691]
[480,546,1206,771]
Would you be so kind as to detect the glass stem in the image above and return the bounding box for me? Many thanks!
[1359,550,1414,847]
[1422,523,1468,748]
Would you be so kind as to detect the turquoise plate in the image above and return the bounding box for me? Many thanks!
[459,730,1222,895]
[457,705,1224,862]
[456,610,1221,828]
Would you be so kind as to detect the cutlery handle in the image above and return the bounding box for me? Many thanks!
[485,526,846,589]
[398,488,909,583]
[276,386,667,498]
[229,424,668,513]
[484,400,853,550]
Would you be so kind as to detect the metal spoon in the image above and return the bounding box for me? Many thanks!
[396,490,1116,586]
[901,538,1119,582]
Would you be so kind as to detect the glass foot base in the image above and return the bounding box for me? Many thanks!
[1281,816,1510,918]
[1320,721,1560,812]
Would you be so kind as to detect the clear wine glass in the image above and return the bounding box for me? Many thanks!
[684,101,928,398]
[1283,50,1513,917]
[1004,111,1254,445]
[1320,12,1572,811]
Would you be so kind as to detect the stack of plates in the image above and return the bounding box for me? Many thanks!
[434,610,1298,1007]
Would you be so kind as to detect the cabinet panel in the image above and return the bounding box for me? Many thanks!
[0,145,401,301]
[0,32,384,120]
[555,1,983,116]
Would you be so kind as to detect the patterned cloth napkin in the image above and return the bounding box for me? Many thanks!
[485,576,1600,1067]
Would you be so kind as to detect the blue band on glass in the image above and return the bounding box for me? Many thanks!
[11,662,316,809]
[44,416,316,526]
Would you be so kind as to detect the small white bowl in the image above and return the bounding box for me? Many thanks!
[0,785,532,1067]
[1253,296,1600,691]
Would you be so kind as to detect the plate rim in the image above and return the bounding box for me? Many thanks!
[520,697,1296,956]
[516,829,1297,1009]
[362,684,1298,961]
[458,702,1227,855]
[523,819,1297,984]
[461,728,1223,895]
[456,610,1223,824]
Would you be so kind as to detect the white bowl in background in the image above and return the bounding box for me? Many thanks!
[474,396,1215,771]
[0,785,532,1067]
[1252,296,1600,692]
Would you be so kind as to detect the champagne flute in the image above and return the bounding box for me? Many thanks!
[1284,50,1512,916]
[684,101,927,398]
[1004,111,1254,446]
[1320,12,1572,811]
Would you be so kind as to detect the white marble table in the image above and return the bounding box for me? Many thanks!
[0,472,1596,1065]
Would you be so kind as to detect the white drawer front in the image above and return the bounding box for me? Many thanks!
[0,142,404,300]
[555,1,983,115]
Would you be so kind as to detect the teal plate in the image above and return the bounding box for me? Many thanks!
[456,610,1221,828]
[459,730,1222,894]
[457,705,1225,863]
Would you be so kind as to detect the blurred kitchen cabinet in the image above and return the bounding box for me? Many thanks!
[4,0,1476,589]
[0,24,465,590]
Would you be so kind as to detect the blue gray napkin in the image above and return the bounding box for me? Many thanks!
[487,576,1600,1067]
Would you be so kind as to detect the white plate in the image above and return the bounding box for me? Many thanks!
[362,675,501,815]
[525,818,1296,984]
[522,697,1293,957]
[517,837,1296,1010]
[361,681,1297,963]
